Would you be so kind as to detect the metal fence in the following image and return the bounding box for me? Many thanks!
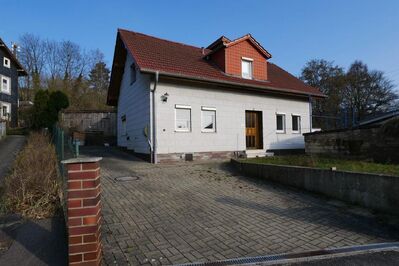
[52,125,80,173]
[52,124,80,221]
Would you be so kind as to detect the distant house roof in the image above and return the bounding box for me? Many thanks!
[358,109,399,127]
[108,29,324,105]
[0,37,28,76]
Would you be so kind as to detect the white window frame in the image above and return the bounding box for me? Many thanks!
[241,57,253,79]
[175,104,191,132]
[0,101,11,121]
[3,57,11,68]
[201,107,216,133]
[1,76,11,94]
[291,114,301,133]
[276,113,286,133]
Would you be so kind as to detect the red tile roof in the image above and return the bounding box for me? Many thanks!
[110,29,323,103]
[206,34,272,59]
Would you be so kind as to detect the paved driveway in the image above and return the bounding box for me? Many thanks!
[81,147,399,265]
[0,135,25,182]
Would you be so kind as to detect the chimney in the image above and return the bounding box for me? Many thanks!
[11,42,19,58]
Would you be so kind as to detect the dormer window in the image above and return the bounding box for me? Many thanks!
[241,57,253,79]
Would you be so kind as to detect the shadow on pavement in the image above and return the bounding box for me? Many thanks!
[216,196,399,242]
[0,215,67,266]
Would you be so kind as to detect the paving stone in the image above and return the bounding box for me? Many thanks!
[88,147,399,266]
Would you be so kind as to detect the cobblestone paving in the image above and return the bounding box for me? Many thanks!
[82,148,399,266]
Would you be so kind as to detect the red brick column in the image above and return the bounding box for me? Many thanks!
[62,157,103,266]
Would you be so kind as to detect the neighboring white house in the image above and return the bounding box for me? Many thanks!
[107,29,324,163]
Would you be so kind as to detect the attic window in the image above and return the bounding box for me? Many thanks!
[241,58,253,79]
[130,63,136,85]
[3,57,11,68]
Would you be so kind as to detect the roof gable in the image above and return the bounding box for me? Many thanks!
[107,29,324,106]
[0,37,27,76]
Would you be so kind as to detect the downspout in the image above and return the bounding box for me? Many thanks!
[308,95,313,132]
[150,71,159,163]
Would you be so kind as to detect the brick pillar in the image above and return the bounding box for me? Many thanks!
[62,157,103,266]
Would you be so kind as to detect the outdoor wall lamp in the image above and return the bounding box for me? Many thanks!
[161,92,169,102]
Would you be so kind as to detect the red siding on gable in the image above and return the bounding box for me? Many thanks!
[210,49,225,72]
[225,40,267,80]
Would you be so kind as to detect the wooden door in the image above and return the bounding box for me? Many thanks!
[245,111,263,149]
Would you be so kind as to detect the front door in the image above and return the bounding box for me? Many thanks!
[245,111,263,149]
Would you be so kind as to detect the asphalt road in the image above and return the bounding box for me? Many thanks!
[0,215,67,266]
[0,135,25,182]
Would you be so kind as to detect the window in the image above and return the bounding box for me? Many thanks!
[130,63,136,84]
[241,58,253,79]
[0,102,11,120]
[201,107,216,132]
[3,57,10,68]
[1,76,11,94]
[292,115,301,133]
[175,105,191,132]
[121,115,127,135]
[276,113,286,133]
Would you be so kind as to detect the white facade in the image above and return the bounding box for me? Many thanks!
[117,55,151,154]
[117,54,311,159]
[154,80,311,155]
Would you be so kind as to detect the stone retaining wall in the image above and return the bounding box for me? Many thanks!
[304,126,399,163]
[232,159,399,216]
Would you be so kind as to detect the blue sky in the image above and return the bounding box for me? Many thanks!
[1,0,399,89]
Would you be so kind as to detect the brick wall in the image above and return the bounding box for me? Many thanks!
[225,40,268,80]
[63,157,103,266]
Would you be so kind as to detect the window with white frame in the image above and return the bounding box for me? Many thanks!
[276,113,286,133]
[201,107,216,132]
[1,76,11,94]
[241,58,253,79]
[121,115,127,135]
[0,102,11,120]
[3,57,10,68]
[175,105,191,132]
[292,115,301,133]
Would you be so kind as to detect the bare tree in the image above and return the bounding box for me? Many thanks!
[343,61,398,121]
[19,33,46,91]
[44,40,61,80]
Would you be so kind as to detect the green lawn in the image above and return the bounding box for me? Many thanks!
[242,155,399,176]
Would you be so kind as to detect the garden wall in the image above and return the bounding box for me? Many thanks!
[304,126,399,163]
[231,159,399,215]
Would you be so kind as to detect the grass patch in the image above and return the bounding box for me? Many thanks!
[243,155,399,176]
[2,132,61,218]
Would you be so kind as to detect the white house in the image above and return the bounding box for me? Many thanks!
[107,29,324,163]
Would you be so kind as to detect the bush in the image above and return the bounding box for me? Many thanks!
[4,132,61,218]
[33,89,69,129]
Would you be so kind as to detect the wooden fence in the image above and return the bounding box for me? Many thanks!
[60,110,116,136]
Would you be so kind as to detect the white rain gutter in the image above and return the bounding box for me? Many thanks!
[150,71,159,163]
